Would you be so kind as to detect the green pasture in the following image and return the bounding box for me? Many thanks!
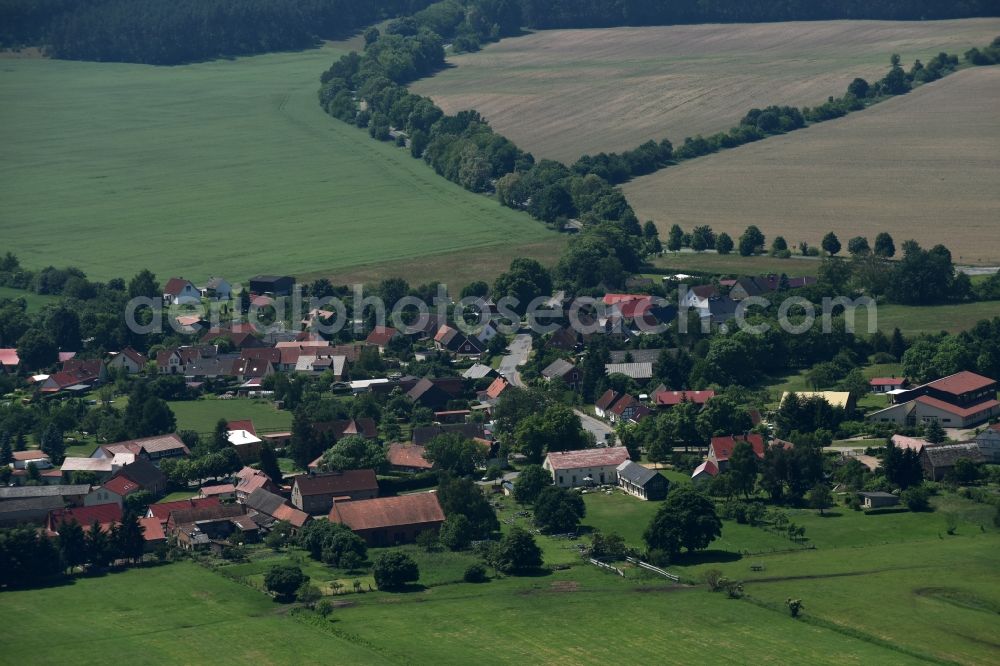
[165,397,293,436]
[0,286,58,312]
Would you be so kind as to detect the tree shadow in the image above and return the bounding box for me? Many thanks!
[511,567,552,578]
[674,549,742,566]
[818,511,843,518]
[385,583,428,594]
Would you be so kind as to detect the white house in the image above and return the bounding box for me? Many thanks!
[107,347,147,375]
[543,447,631,488]
[201,277,232,301]
[163,277,200,305]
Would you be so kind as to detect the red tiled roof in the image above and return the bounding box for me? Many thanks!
[0,349,20,367]
[330,493,444,531]
[294,470,378,496]
[147,497,220,523]
[366,326,399,347]
[891,434,929,453]
[199,483,236,496]
[227,420,257,437]
[12,450,49,462]
[387,443,433,470]
[710,434,765,461]
[49,503,122,532]
[602,294,645,305]
[914,395,1000,418]
[692,460,719,478]
[102,475,140,497]
[690,284,717,299]
[139,517,166,542]
[870,377,906,386]
[164,277,195,296]
[100,433,189,457]
[545,447,630,471]
[609,394,639,416]
[272,503,310,528]
[655,390,715,406]
[926,371,996,396]
[485,376,509,400]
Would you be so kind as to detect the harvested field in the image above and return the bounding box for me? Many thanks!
[625,66,1000,264]
[413,19,1000,162]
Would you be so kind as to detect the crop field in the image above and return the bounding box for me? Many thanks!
[412,19,1000,162]
[626,66,1000,264]
[0,45,555,285]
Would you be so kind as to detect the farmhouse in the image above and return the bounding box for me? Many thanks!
[870,377,907,393]
[85,475,140,508]
[11,450,51,470]
[365,326,400,353]
[198,483,236,501]
[234,467,279,502]
[616,461,669,500]
[412,423,488,447]
[859,492,900,509]
[0,495,65,526]
[168,504,258,549]
[707,434,765,472]
[434,325,483,357]
[541,359,580,390]
[249,275,295,297]
[481,375,510,403]
[47,503,123,535]
[107,347,147,374]
[0,484,90,506]
[244,488,309,530]
[868,371,999,428]
[92,433,190,465]
[200,277,232,301]
[691,459,719,483]
[975,423,1000,463]
[654,389,715,409]
[146,497,221,525]
[920,443,986,481]
[0,348,20,372]
[38,358,107,395]
[163,277,200,305]
[406,377,455,411]
[329,492,445,546]
[543,447,631,488]
[386,443,434,473]
[291,470,379,514]
[595,389,622,418]
[607,394,641,424]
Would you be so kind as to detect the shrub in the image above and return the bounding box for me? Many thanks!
[786,598,804,618]
[416,529,440,552]
[901,484,931,512]
[463,563,489,583]
[315,599,335,617]
[264,565,308,602]
[372,552,419,590]
[704,568,724,592]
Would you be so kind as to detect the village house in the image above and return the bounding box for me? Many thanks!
[541,359,580,390]
[406,377,456,411]
[434,325,484,357]
[200,277,232,301]
[920,442,986,481]
[291,470,379,514]
[607,394,641,424]
[386,443,434,473]
[707,434,766,472]
[60,457,118,482]
[0,495,66,526]
[234,467,279,503]
[365,326,400,354]
[595,389,622,419]
[139,517,168,551]
[84,475,140,508]
[604,362,653,381]
[462,363,496,381]
[543,447,631,488]
[329,492,445,546]
[0,484,90,507]
[975,423,1000,463]
[411,423,489,447]
[870,377,907,393]
[92,433,190,465]
[11,450,51,470]
[868,371,999,428]
[107,347,148,375]
[162,277,200,305]
[480,376,509,404]
[545,326,581,353]
[146,497,221,525]
[38,358,107,395]
[168,504,258,550]
[0,348,20,373]
[244,488,309,531]
[616,461,669,501]
[654,389,716,409]
[47,503,123,535]
[198,483,236,501]
[691,459,719,484]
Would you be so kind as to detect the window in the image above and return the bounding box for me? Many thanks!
[572,475,577,485]
[558,476,563,484]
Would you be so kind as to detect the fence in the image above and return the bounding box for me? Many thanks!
[626,557,679,581]
[589,558,625,577]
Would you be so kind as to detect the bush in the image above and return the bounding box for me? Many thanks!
[463,563,489,583]
[901,484,931,512]
[315,599,335,617]
[416,529,440,552]
[704,568,724,592]
[372,551,419,590]
[264,565,308,602]
[439,514,473,551]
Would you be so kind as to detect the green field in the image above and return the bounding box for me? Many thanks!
[166,397,293,436]
[0,47,555,285]
[0,285,58,312]
[651,251,822,277]
[870,300,1000,335]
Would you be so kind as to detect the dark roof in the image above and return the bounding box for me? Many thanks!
[249,275,293,284]
[542,359,576,379]
[294,470,378,497]
[0,495,64,515]
[169,504,245,526]
[412,423,487,447]
[387,443,434,470]
[330,493,444,531]
[115,459,166,490]
[245,487,289,516]
[0,484,91,500]
[921,443,986,467]
[313,418,378,440]
[616,460,661,486]
[147,497,221,523]
[595,389,621,411]
[163,277,195,296]
[608,349,673,365]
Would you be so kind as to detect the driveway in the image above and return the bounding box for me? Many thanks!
[576,409,614,445]
[499,333,531,387]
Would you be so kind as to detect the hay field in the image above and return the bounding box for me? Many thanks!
[412,19,1000,162]
[625,66,1000,264]
[0,44,554,284]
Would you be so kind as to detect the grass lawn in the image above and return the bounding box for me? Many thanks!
[157,490,200,502]
[0,561,382,664]
[166,397,292,436]
[0,46,556,285]
[0,285,58,312]
[868,300,1000,335]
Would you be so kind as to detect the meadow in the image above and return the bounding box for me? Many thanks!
[625,66,1000,264]
[412,19,1000,163]
[0,285,57,312]
[0,44,555,285]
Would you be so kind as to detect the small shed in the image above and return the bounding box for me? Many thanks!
[859,491,899,509]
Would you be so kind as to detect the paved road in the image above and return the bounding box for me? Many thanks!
[576,409,615,445]
[499,333,532,387]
